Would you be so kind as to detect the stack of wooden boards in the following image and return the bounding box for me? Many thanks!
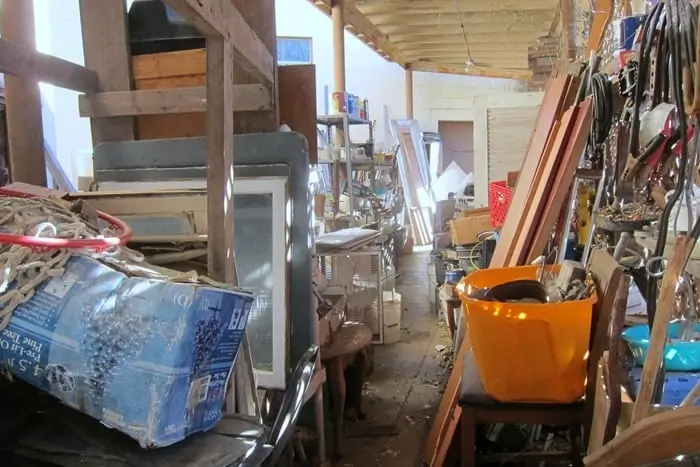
[491,73,592,268]
[423,70,595,466]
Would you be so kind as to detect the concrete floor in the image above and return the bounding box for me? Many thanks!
[340,250,452,467]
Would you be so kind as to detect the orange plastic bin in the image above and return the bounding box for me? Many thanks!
[457,265,597,404]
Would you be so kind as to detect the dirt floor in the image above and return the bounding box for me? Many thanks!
[339,249,452,467]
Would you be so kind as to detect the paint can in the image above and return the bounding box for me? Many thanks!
[332,92,347,113]
[347,94,356,118]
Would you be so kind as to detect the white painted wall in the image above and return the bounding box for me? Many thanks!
[275,0,527,150]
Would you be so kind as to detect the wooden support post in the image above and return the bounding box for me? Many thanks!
[405,65,414,119]
[331,0,346,216]
[205,38,237,285]
[230,0,279,133]
[332,0,346,94]
[1,0,46,186]
[79,0,135,144]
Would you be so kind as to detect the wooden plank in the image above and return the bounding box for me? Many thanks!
[205,37,237,285]
[631,235,697,423]
[79,0,135,143]
[0,39,98,92]
[506,77,579,265]
[163,0,275,84]
[278,65,318,163]
[587,0,613,55]
[525,98,593,263]
[132,49,206,80]
[489,75,571,267]
[510,107,577,265]
[1,0,46,187]
[423,332,471,466]
[78,85,273,117]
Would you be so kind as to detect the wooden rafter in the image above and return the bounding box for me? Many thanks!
[312,0,407,64]
[309,0,558,76]
[411,61,533,80]
[354,0,556,15]
[363,10,551,26]
[163,0,274,84]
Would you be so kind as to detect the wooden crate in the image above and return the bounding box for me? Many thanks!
[132,49,207,140]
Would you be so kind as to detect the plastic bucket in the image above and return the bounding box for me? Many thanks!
[383,292,402,344]
[458,265,597,403]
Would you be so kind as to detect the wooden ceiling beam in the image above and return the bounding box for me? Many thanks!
[163,0,274,84]
[410,61,533,80]
[405,51,528,64]
[406,56,529,69]
[365,10,552,27]
[311,0,407,64]
[355,0,558,15]
[381,23,547,36]
[394,32,544,47]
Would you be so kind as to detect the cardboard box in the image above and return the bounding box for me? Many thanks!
[0,255,254,448]
[450,208,491,246]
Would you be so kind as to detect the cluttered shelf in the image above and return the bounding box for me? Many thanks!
[317,113,371,126]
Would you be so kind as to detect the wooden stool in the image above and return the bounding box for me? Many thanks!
[321,321,372,458]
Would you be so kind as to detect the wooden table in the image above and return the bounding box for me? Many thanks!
[321,320,373,458]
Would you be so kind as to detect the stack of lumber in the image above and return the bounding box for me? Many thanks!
[422,68,595,466]
[490,72,592,267]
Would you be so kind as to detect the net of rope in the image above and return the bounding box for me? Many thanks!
[0,196,133,329]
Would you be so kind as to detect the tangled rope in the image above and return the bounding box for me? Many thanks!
[0,197,129,329]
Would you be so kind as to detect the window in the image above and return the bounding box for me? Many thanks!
[277,37,313,65]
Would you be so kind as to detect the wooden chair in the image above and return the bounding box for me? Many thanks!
[458,249,622,466]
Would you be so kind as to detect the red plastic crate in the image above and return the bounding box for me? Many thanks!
[488,180,514,227]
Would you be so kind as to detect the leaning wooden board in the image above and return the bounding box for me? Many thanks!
[508,78,581,266]
[509,106,578,266]
[631,234,698,423]
[525,98,593,263]
[423,330,472,466]
[490,75,576,267]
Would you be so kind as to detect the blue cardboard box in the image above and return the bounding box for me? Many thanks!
[0,255,253,448]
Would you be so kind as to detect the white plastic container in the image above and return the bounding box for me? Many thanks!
[382,291,402,344]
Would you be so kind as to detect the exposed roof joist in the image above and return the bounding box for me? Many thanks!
[308,0,559,79]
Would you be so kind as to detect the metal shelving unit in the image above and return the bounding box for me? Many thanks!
[315,245,397,344]
[317,113,375,227]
